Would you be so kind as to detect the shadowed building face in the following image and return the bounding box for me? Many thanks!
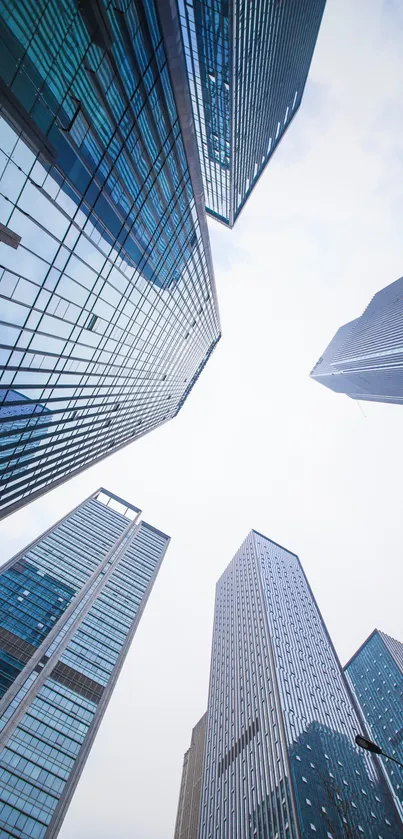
[174,713,207,839]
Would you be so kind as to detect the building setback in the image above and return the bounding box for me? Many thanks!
[179,0,327,227]
[0,487,169,838]
[174,713,207,839]
[345,629,403,821]
[310,276,403,405]
[200,530,403,838]
[0,0,221,519]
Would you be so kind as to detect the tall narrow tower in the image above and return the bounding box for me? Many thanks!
[311,276,403,404]
[174,713,207,839]
[200,531,403,838]
[0,487,169,838]
[345,629,403,819]
[179,0,327,226]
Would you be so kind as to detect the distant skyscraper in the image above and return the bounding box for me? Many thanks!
[0,487,169,838]
[345,629,403,819]
[200,531,403,839]
[179,0,327,227]
[311,276,403,404]
[0,0,221,519]
[174,713,207,839]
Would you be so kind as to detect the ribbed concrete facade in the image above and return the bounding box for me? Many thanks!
[311,276,403,404]
[174,713,207,839]
[200,531,403,839]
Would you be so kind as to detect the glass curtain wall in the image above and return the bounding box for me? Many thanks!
[0,0,221,518]
[0,488,169,838]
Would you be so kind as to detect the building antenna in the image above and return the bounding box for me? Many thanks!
[355,400,367,419]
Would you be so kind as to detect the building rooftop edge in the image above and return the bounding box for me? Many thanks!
[96,487,141,515]
[251,529,299,559]
[140,520,171,541]
[95,488,170,539]
[343,628,380,670]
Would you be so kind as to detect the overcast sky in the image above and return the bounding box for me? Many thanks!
[1,0,403,837]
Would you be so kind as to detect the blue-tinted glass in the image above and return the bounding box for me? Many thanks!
[0,0,221,519]
[0,490,169,837]
[0,390,51,484]
[179,0,326,226]
[346,630,403,819]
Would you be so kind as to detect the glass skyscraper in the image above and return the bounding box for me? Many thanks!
[199,531,402,839]
[310,276,403,405]
[174,713,207,839]
[0,486,169,838]
[345,629,403,821]
[0,0,221,519]
[179,0,327,227]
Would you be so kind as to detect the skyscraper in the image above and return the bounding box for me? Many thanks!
[310,276,403,404]
[0,487,169,838]
[0,0,221,520]
[200,531,403,839]
[345,629,403,819]
[179,0,327,227]
[174,713,207,839]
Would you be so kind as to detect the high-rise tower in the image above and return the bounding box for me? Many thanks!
[0,487,169,838]
[174,713,207,839]
[179,0,327,227]
[200,531,403,838]
[0,0,221,519]
[345,629,403,820]
[311,276,403,405]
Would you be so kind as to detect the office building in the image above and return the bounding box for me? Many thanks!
[200,530,402,838]
[310,276,403,404]
[0,487,169,838]
[0,0,221,519]
[345,629,403,818]
[179,0,327,227]
[174,713,207,839]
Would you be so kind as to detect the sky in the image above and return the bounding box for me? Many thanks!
[1,0,403,837]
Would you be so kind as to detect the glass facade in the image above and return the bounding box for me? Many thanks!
[345,629,403,821]
[0,0,221,519]
[310,276,403,404]
[0,487,169,838]
[200,531,403,839]
[0,390,51,484]
[179,0,327,227]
